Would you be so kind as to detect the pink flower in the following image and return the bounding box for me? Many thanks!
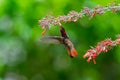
[82,7,92,17]
[83,49,97,64]
[83,39,116,64]
[115,35,120,44]
[96,39,114,53]
[94,6,104,14]
[38,18,51,29]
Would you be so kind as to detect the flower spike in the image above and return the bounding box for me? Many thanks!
[83,37,120,64]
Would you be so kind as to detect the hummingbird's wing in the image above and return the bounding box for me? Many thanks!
[40,36,64,44]
[41,36,78,58]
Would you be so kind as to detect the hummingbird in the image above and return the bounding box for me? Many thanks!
[41,26,78,58]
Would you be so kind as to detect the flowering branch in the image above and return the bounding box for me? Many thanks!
[39,3,120,64]
[38,3,120,30]
[83,35,120,64]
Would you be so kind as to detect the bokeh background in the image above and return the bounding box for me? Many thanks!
[1,0,120,80]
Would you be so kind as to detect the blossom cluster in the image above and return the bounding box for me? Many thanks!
[83,35,120,64]
[38,3,120,30]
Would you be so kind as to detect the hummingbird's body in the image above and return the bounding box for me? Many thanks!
[63,38,78,58]
[41,26,78,58]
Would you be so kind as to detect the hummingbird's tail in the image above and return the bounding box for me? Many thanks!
[67,47,78,58]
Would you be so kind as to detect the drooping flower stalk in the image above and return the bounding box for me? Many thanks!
[83,35,120,64]
[38,3,120,31]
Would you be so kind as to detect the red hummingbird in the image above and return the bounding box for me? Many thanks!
[41,26,78,58]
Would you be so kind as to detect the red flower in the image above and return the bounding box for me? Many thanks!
[116,35,120,44]
[83,39,117,64]
[83,49,97,64]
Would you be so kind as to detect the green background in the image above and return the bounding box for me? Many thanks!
[0,0,120,80]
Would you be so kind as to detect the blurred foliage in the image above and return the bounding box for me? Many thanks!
[0,0,120,80]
